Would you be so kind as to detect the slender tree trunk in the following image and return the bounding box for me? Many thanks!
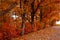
[20,0,26,35]
[39,0,44,21]
[21,13,25,35]
[31,0,35,25]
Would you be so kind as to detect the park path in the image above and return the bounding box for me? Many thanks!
[12,26,60,40]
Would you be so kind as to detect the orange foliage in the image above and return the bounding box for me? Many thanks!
[24,22,32,34]
[0,0,60,40]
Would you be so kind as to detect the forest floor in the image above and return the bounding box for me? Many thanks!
[12,26,60,40]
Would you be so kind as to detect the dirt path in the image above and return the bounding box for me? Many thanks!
[12,27,60,40]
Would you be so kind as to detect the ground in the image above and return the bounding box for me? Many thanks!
[12,26,60,40]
